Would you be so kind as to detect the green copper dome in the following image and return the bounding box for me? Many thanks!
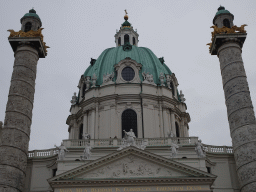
[122,20,131,27]
[215,6,231,16]
[84,45,172,86]
[20,9,41,24]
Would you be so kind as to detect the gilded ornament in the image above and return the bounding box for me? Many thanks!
[207,24,247,51]
[7,28,49,53]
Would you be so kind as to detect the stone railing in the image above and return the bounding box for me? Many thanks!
[62,137,199,148]
[28,148,58,158]
[203,144,233,154]
[27,137,233,159]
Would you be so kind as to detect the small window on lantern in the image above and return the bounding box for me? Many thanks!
[133,37,135,45]
[223,19,230,28]
[118,37,121,46]
[24,22,32,32]
[124,34,129,44]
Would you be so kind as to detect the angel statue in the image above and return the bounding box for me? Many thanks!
[167,130,174,138]
[103,72,114,83]
[170,142,179,158]
[54,142,69,160]
[142,72,154,83]
[195,139,206,158]
[81,142,93,160]
[82,133,91,142]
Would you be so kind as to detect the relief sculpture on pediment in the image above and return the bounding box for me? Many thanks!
[78,155,183,179]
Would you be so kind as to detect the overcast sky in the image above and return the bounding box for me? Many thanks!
[1,0,256,151]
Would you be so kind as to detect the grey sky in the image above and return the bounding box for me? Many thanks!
[1,0,256,150]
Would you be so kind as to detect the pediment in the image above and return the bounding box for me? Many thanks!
[77,154,187,179]
[49,147,215,184]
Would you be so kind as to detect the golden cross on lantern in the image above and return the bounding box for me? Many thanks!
[125,9,128,15]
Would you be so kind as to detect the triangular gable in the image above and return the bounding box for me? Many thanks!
[49,147,216,183]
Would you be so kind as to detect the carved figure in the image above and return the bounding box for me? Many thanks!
[70,92,77,105]
[167,130,174,138]
[159,73,165,86]
[138,140,148,150]
[195,140,205,158]
[123,129,136,146]
[84,76,91,91]
[7,28,49,53]
[142,72,154,83]
[233,24,247,33]
[82,133,91,141]
[91,73,97,87]
[170,142,179,158]
[81,143,93,160]
[54,142,69,160]
[180,90,186,102]
[0,121,3,128]
[103,72,114,83]
[7,30,20,37]
[165,74,171,89]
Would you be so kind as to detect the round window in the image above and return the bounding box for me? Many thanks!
[121,67,135,81]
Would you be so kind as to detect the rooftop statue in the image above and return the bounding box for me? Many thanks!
[55,142,69,160]
[81,143,93,160]
[70,92,77,105]
[170,142,179,158]
[103,72,114,84]
[195,140,206,158]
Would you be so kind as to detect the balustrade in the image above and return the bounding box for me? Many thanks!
[27,137,233,159]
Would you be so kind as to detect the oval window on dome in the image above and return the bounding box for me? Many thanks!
[121,67,135,81]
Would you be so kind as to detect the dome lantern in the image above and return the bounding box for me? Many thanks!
[213,6,234,28]
[115,10,139,47]
[20,8,42,32]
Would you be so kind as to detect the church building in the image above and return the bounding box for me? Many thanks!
[1,6,255,192]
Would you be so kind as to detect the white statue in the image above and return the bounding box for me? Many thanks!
[84,76,91,91]
[165,74,171,89]
[91,73,97,87]
[103,72,114,83]
[55,142,69,160]
[167,130,174,138]
[159,73,165,86]
[195,140,205,158]
[70,92,77,105]
[123,129,136,146]
[138,140,148,150]
[180,90,186,102]
[142,72,154,83]
[82,133,91,141]
[81,143,93,160]
[170,142,179,158]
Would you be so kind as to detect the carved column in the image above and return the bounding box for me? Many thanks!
[0,45,39,191]
[216,40,256,191]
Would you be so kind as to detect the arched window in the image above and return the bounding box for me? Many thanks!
[175,122,180,137]
[170,82,175,96]
[124,34,129,44]
[82,84,86,97]
[79,124,83,139]
[133,37,135,45]
[122,109,137,138]
[118,37,121,46]
[223,19,230,28]
[24,22,32,32]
